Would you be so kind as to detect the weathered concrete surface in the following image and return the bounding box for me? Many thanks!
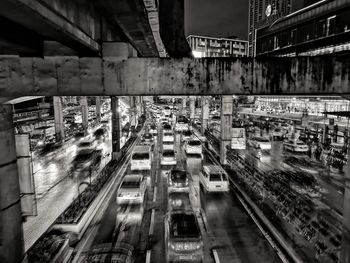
[1,56,350,97]
[0,104,24,263]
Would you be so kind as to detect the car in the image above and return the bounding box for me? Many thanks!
[116,175,147,204]
[199,165,229,192]
[247,136,271,151]
[210,115,221,124]
[181,130,193,141]
[168,169,190,193]
[185,139,202,155]
[161,149,177,166]
[94,127,107,140]
[283,139,308,153]
[163,141,175,150]
[116,203,144,226]
[165,211,204,263]
[163,123,172,132]
[168,192,191,211]
[163,131,175,142]
[130,145,152,170]
[87,242,134,263]
[141,133,153,144]
[71,149,102,173]
[272,128,284,140]
[77,140,97,151]
[149,125,158,135]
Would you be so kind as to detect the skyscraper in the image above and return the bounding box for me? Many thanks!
[248,0,303,56]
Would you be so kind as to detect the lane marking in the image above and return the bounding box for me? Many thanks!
[149,209,155,236]
[212,249,221,263]
[146,250,151,263]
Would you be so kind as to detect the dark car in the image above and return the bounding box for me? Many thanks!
[168,169,190,193]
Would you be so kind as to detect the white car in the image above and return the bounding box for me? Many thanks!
[161,149,177,165]
[247,136,271,151]
[163,131,175,142]
[185,139,202,155]
[116,175,147,204]
[163,141,175,150]
[283,139,308,153]
[272,128,284,140]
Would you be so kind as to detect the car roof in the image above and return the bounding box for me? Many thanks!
[203,165,225,174]
[123,175,143,182]
[134,145,151,152]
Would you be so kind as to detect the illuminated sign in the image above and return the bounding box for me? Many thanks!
[265,4,272,17]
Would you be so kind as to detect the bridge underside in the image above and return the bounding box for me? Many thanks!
[0,56,349,97]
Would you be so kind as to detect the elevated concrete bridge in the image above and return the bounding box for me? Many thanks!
[0,56,350,97]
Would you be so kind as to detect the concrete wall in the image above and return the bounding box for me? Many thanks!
[0,56,350,97]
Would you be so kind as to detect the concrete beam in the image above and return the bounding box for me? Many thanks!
[1,56,350,97]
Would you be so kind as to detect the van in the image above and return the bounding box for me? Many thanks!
[199,165,229,192]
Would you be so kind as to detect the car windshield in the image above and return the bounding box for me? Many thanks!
[163,141,174,145]
[163,151,174,157]
[188,140,201,146]
[164,132,173,136]
[274,128,281,132]
[121,179,141,189]
[183,131,192,136]
[297,142,305,145]
[171,170,187,183]
[132,153,149,160]
[144,134,152,139]
[209,173,222,181]
[73,152,93,162]
[253,137,269,142]
[151,125,156,129]
[31,134,42,139]
[177,116,188,123]
[212,116,220,120]
[170,213,200,238]
[164,125,171,130]
[78,142,92,148]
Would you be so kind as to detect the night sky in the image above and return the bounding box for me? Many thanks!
[185,0,249,40]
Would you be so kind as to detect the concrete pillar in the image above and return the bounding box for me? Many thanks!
[220,96,233,164]
[53,96,65,143]
[96,97,101,122]
[130,96,137,127]
[80,96,89,133]
[190,97,195,124]
[201,96,209,135]
[111,96,121,160]
[0,104,24,263]
[182,96,187,115]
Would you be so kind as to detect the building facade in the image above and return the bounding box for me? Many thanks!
[186,35,248,57]
[248,0,305,56]
[255,0,350,56]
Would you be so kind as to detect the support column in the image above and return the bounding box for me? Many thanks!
[220,96,233,164]
[201,96,209,135]
[53,97,64,143]
[130,96,137,127]
[96,96,101,123]
[111,96,121,160]
[182,96,187,115]
[0,104,24,263]
[190,97,195,125]
[80,96,89,134]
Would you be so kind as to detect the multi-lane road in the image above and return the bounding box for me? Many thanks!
[72,121,282,263]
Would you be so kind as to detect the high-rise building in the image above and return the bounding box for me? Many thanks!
[255,0,350,56]
[248,0,304,56]
[186,35,248,57]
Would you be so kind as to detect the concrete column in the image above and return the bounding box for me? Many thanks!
[190,97,195,124]
[201,96,209,135]
[111,96,121,160]
[130,96,137,127]
[53,96,65,143]
[220,96,233,164]
[0,104,24,263]
[182,96,187,115]
[96,96,101,122]
[80,96,89,134]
